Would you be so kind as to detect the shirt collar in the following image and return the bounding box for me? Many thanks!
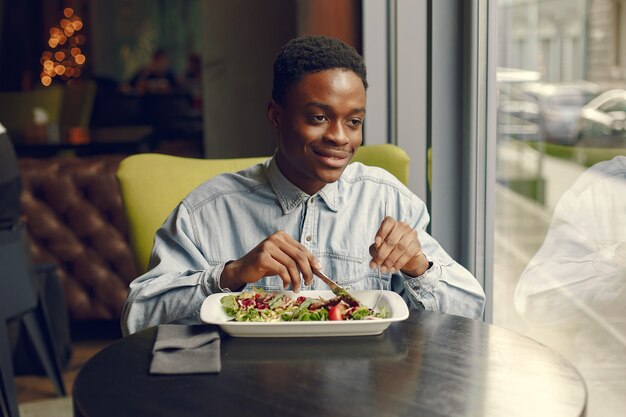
[266,155,340,214]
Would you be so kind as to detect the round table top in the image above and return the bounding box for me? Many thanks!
[73,310,586,417]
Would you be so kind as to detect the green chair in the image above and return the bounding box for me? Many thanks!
[59,80,97,138]
[0,87,64,137]
[116,144,409,273]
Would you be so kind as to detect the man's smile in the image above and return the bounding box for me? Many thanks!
[312,148,352,167]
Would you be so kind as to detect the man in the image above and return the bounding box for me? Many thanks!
[515,156,626,415]
[515,156,626,325]
[129,49,179,94]
[122,36,485,335]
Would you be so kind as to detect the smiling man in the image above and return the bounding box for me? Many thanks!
[122,36,485,335]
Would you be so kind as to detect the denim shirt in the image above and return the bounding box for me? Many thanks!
[122,157,485,335]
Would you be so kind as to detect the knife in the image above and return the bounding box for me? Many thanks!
[313,269,361,307]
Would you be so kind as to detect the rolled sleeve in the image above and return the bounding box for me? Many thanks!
[206,262,229,294]
[401,259,485,320]
[402,261,441,311]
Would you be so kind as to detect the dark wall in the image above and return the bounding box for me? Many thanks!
[297,0,362,52]
[200,0,297,158]
[0,0,45,91]
[199,0,362,158]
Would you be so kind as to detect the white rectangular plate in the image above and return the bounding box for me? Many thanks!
[200,290,409,338]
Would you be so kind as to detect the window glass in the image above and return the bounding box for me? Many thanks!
[495,1,626,416]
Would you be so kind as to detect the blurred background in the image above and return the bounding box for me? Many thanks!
[0,0,361,159]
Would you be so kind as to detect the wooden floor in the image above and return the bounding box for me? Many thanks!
[15,336,119,404]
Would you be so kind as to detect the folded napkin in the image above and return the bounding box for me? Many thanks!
[150,324,221,374]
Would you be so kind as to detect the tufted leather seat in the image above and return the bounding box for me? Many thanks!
[19,156,137,320]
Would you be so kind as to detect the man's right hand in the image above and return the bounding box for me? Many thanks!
[219,231,321,293]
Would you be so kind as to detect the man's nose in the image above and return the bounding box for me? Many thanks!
[324,122,350,145]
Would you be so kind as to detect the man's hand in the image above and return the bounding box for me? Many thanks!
[369,217,430,277]
[220,231,321,292]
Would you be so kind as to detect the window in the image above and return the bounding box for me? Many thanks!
[495,1,626,417]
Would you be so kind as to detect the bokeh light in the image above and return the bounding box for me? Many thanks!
[40,9,86,86]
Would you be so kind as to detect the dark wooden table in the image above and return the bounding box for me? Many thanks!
[72,311,587,417]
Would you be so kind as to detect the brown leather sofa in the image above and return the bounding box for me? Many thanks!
[19,156,137,320]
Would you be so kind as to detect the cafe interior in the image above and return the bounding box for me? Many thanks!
[1,0,624,416]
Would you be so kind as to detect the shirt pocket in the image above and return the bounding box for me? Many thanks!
[245,259,391,293]
[319,253,390,291]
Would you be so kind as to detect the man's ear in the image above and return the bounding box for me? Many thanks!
[266,100,281,129]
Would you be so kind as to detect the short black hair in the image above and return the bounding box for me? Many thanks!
[272,35,368,105]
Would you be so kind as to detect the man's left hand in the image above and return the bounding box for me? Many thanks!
[368,217,430,277]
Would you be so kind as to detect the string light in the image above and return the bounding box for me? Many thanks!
[40,7,86,86]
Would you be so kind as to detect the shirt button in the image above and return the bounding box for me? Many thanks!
[305,235,312,242]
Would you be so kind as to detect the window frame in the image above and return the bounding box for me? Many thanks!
[363,0,496,321]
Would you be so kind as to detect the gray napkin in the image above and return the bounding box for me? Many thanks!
[150,324,221,374]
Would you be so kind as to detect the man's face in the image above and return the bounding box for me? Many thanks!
[267,68,366,195]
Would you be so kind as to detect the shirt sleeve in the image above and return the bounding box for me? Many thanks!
[399,195,486,320]
[514,180,626,327]
[121,203,224,335]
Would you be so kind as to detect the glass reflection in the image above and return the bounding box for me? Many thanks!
[495,1,626,416]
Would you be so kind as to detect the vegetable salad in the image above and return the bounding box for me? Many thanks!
[221,290,390,322]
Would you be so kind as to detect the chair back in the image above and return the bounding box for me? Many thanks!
[117,144,409,273]
[0,87,64,137]
[0,226,37,320]
[60,80,97,136]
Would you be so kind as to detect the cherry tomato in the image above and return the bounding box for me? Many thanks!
[328,304,346,321]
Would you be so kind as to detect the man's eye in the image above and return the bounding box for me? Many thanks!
[309,115,327,123]
[349,119,362,127]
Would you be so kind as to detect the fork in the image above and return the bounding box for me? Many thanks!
[372,266,384,310]
[372,202,388,310]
